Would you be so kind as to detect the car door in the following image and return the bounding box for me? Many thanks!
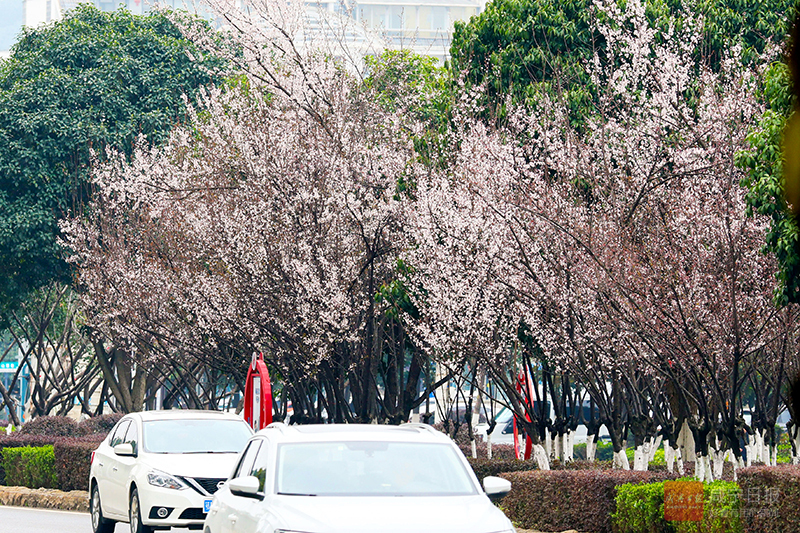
[101,419,136,517]
[115,419,139,517]
[99,418,130,518]
[234,438,271,532]
[210,439,262,533]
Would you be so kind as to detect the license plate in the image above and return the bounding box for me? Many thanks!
[203,499,213,513]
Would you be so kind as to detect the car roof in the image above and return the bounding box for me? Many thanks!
[253,423,454,445]
[126,409,247,423]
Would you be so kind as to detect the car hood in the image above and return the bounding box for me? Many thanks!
[140,452,238,478]
[265,494,513,533]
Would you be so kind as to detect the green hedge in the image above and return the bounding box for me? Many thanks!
[1,445,58,489]
[0,435,58,485]
[500,469,680,533]
[673,480,741,533]
[613,480,669,533]
[611,478,742,533]
[0,420,108,490]
[612,479,741,533]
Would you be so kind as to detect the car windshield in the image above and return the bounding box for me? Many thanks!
[142,419,252,454]
[275,441,477,497]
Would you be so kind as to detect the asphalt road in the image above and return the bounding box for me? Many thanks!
[0,506,201,533]
[0,506,91,533]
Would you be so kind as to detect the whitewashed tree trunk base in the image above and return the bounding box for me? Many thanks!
[695,455,706,482]
[633,445,648,471]
[649,436,662,463]
[613,449,630,470]
[712,449,724,479]
[666,445,675,473]
[586,438,597,462]
[791,428,800,465]
[533,444,550,470]
[553,434,563,462]
[563,431,574,462]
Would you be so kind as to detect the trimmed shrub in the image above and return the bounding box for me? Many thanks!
[468,457,538,480]
[673,480,741,533]
[612,479,741,533]
[54,437,103,491]
[0,434,58,485]
[77,413,123,436]
[613,480,669,533]
[553,459,614,470]
[0,433,105,488]
[500,469,681,533]
[18,416,78,438]
[737,465,800,533]
[1,445,58,489]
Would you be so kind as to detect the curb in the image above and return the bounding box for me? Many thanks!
[0,486,89,513]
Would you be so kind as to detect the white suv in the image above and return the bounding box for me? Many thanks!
[204,423,516,533]
[89,410,253,533]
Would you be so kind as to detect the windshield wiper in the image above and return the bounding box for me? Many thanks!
[180,451,236,454]
[279,492,318,496]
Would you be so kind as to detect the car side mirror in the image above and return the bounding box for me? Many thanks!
[114,443,136,457]
[229,476,261,499]
[483,476,511,502]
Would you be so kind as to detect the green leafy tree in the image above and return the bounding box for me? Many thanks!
[0,4,224,321]
[738,63,799,304]
[450,0,598,122]
[450,0,796,120]
[364,50,453,172]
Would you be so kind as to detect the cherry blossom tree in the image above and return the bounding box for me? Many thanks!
[62,0,443,423]
[408,0,789,477]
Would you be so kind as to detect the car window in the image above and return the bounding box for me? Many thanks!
[234,440,262,481]
[142,419,252,454]
[276,441,478,497]
[109,420,131,447]
[123,420,138,454]
[249,440,270,493]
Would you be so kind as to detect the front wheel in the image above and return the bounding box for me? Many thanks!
[129,487,154,533]
[90,483,116,533]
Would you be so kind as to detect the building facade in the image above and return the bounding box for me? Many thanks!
[9,0,483,61]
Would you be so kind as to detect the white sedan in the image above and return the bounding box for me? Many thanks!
[89,410,253,533]
[204,423,515,533]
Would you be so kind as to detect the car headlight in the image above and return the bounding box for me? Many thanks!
[147,470,186,490]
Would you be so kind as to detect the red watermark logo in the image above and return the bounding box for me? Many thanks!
[664,481,704,521]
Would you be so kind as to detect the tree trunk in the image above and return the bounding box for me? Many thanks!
[613,449,630,470]
[532,443,550,470]
[586,434,598,462]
